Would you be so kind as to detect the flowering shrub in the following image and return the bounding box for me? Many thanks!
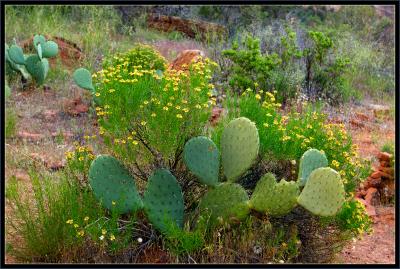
[91,44,218,172]
[102,44,168,72]
[335,199,373,237]
[219,89,369,193]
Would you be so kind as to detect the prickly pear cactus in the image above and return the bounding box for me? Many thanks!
[41,41,58,58]
[298,167,345,216]
[183,136,220,186]
[8,45,25,65]
[143,169,184,233]
[89,155,143,214]
[221,117,259,182]
[249,173,299,216]
[73,68,95,92]
[33,34,46,51]
[298,149,328,187]
[198,183,250,226]
[25,55,47,85]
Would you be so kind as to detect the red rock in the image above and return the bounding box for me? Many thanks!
[378,166,394,176]
[365,187,380,206]
[210,107,223,126]
[355,112,371,121]
[50,131,74,139]
[147,13,227,41]
[349,119,365,128]
[379,161,391,168]
[18,131,45,141]
[43,109,58,121]
[168,50,205,71]
[64,97,89,116]
[30,153,65,171]
[47,161,65,171]
[378,152,392,162]
[370,171,383,179]
[13,170,30,182]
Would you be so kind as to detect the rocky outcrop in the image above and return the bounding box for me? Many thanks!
[356,151,395,214]
[168,49,205,71]
[147,13,227,41]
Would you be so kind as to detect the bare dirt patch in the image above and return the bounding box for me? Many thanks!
[337,206,395,264]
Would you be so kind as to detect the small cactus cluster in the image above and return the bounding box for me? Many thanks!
[5,34,58,85]
[184,117,346,227]
[88,155,183,234]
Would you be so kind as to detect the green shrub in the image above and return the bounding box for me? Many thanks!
[89,45,217,171]
[102,43,168,72]
[222,36,281,96]
[303,31,355,104]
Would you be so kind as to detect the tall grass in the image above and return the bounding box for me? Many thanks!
[5,169,105,262]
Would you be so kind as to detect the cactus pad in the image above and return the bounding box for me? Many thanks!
[33,34,46,51]
[89,155,143,214]
[221,117,259,182]
[183,136,219,186]
[249,173,299,216]
[143,169,184,233]
[73,68,95,92]
[198,183,250,226]
[298,167,345,216]
[8,45,25,65]
[25,55,47,85]
[42,41,58,58]
[298,149,328,187]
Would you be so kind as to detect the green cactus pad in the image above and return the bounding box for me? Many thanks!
[73,68,95,92]
[183,136,220,186]
[25,55,47,85]
[143,169,184,233]
[42,41,58,58]
[221,117,259,182]
[298,167,345,216]
[199,183,250,226]
[33,34,46,51]
[298,149,328,187]
[37,43,43,60]
[89,155,143,214]
[8,45,25,65]
[249,173,299,216]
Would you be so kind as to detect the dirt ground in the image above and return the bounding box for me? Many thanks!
[336,206,396,264]
[4,51,396,264]
[330,101,396,264]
